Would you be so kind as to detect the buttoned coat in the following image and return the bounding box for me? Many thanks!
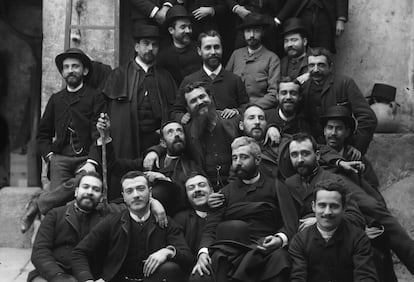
[226,46,280,104]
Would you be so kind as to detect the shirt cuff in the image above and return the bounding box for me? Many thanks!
[45,152,53,160]
[274,17,281,25]
[163,2,173,8]
[198,247,209,258]
[86,159,98,167]
[96,136,112,146]
[165,245,176,258]
[337,17,347,22]
[232,4,241,13]
[150,6,159,18]
[275,232,288,247]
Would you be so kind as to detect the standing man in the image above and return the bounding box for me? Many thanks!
[157,5,202,86]
[37,48,105,191]
[289,180,378,281]
[102,25,177,197]
[302,47,377,154]
[172,30,249,123]
[226,13,280,105]
[72,171,193,282]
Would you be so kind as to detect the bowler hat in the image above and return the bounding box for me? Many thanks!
[132,24,160,40]
[366,83,397,104]
[237,13,270,30]
[209,220,259,251]
[55,48,92,76]
[165,5,191,28]
[282,17,309,37]
[151,179,183,215]
[320,105,357,134]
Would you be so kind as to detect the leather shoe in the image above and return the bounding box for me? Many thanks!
[20,199,39,233]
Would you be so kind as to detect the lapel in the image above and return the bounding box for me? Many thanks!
[214,68,225,83]
[289,174,305,205]
[61,87,85,106]
[200,69,213,83]
[145,215,158,245]
[321,74,334,98]
[65,203,81,238]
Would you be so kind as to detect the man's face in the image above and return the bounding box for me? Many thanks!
[122,176,151,214]
[169,18,192,47]
[185,87,212,116]
[75,175,103,211]
[312,189,344,232]
[324,119,350,152]
[135,38,159,64]
[277,82,301,115]
[162,122,186,155]
[308,55,331,82]
[244,27,263,50]
[240,106,267,141]
[232,145,260,180]
[289,139,319,177]
[61,58,88,88]
[284,33,307,58]
[197,35,222,70]
[185,175,213,209]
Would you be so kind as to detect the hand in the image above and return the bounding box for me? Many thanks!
[155,6,169,25]
[208,192,225,208]
[220,108,237,119]
[234,6,251,19]
[365,225,384,239]
[181,112,191,124]
[192,253,211,276]
[46,153,53,163]
[192,7,214,20]
[261,235,282,251]
[299,217,316,231]
[150,198,168,228]
[143,151,160,171]
[97,113,110,138]
[143,248,172,277]
[336,20,345,36]
[144,171,170,182]
[264,126,281,146]
[346,145,361,161]
[338,160,365,174]
[296,72,310,84]
[76,162,96,174]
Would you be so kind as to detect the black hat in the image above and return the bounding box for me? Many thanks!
[320,105,357,134]
[151,179,184,215]
[237,13,270,30]
[282,17,309,37]
[132,24,160,40]
[165,5,191,28]
[55,48,92,76]
[366,83,397,104]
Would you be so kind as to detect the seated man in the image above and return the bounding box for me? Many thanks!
[29,172,121,282]
[192,136,298,282]
[71,171,193,282]
[174,173,214,256]
[289,180,378,281]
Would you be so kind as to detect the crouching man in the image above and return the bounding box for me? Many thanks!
[71,171,193,282]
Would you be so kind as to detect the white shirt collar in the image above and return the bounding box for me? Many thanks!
[317,225,338,242]
[242,172,261,184]
[135,56,152,73]
[247,45,262,55]
[129,209,151,223]
[67,82,84,92]
[278,108,296,122]
[203,64,222,77]
[195,210,208,218]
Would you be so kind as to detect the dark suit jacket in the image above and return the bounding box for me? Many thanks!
[72,210,193,282]
[296,0,348,25]
[172,67,249,120]
[130,0,174,24]
[37,85,106,159]
[289,220,378,282]
[301,74,377,154]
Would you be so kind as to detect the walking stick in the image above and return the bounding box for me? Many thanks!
[100,129,108,205]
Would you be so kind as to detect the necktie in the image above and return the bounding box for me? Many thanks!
[210,73,216,80]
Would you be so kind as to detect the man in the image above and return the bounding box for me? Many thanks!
[284,132,414,274]
[156,5,202,85]
[129,0,172,27]
[301,47,377,154]
[174,173,214,255]
[289,180,378,281]
[226,13,280,104]
[102,25,177,197]
[29,172,120,282]
[172,30,249,123]
[37,48,105,191]
[192,136,298,282]
[72,171,193,282]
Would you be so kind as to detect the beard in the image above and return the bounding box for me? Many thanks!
[285,46,304,58]
[280,100,298,116]
[191,102,216,131]
[204,55,221,70]
[295,162,317,177]
[233,165,258,180]
[76,195,99,211]
[246,38,261,50]
[167,137,186,155]
[248,126,264,141]
[64,73,83,88]
[176,33,192,46]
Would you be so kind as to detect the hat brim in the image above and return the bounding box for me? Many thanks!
[55,52,93,78]
[164,15,192,28]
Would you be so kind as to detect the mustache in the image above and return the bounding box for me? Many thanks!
[193,191,207,198]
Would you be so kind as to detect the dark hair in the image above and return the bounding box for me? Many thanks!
[308,47,333,65]
[120,171,149,188]
[77,171,102,187]
[160,120,183,139]
[313,178,347,207]
[184,171,212,188]
[278,76,301,87]
[182,81,211,96]
[290,132,319,152]
[197,30,222,47]
[285,30,307,40]
[242,104,266,120]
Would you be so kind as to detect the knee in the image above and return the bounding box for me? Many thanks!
[148,261,186,282]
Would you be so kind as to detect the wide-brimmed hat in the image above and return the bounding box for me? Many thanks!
[132,24,160,40]
[237,13,270,30]
[55,48,92,76]
[282,17,309,37]
[165,5,191,28]
[320,105,357,134]
[366,83,397,104]
[209,220,259,251]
